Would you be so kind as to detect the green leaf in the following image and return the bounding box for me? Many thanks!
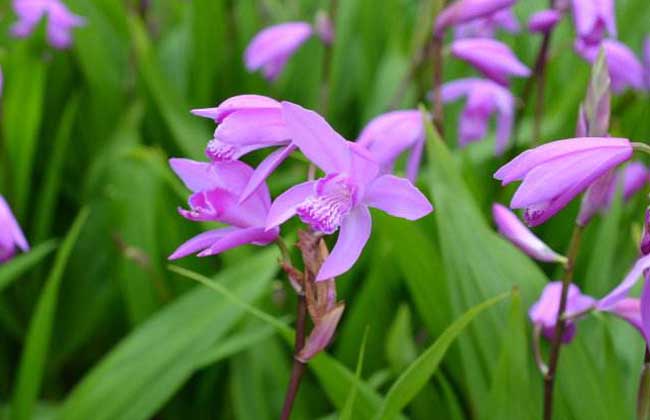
[128,14,207,159]
[480,288,540,419]
[195,322,281,369]
[59,250,278,420]
[32,95,81,243]
[374,291,510,420]
[423,108,547,401]
[385,305,417,373]
[2,45,46,218]
[340,327,370,420]
[0,241,57,295]
[11,209,89,420]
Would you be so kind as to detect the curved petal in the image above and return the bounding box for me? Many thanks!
[348,142,380,189]
[281,101,350,173]
[316,206,372,281]
[492,204,563,262]
[216,108,290,146]
[642,280,650,343]
[363,175,433,220]
[168,227,238,260]
[239,145,297,203]
[0,195,29,252]
[406,138,425,182]
[266,181,316,229]
[197,227,278,257]
[191,94,280,123]
[598,254,650,310]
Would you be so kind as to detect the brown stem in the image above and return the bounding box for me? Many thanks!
[431,34,444,136]
[280,294,307,420]
[543,224,583,420]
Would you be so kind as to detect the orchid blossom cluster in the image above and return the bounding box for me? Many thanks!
[169,95,433,360]
[429,0,650,158]
[489,21,650,418]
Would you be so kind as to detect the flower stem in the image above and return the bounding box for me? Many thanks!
[319,0,338,116]
[531,31,553,143]
[633,142,650,156]
[280,293,307,420]
[638,347,650,420]
[543,223,583,420]
[430,34,444,136]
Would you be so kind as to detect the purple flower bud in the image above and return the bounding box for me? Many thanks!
[641,208,650,255]
[244,22,314,81]
[622,162,649,201]
[191,95,293,202]
[441,78,515,155]
[529,282,595,343]
[450,38,531,86]
[570,0,616,46]
[11,0,85,49]
[454,8,519,39]
[357,110,426,182]
[528,9,563,34]
[297,304,345,362]
[0,195,29,263]
[492,204,567,263]
[434,0,516,36]
[576,39,645,93]
[495,137,632,226]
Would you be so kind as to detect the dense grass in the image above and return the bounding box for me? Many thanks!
[1,0,650,419]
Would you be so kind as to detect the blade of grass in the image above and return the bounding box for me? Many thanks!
[0,241,58,294]
[10,208,90,420]
[374,291,510,420]
[340,327,370,420]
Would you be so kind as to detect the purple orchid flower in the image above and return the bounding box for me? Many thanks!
[356,110,426,182]
[576,39,645,93]
[530,281,644,343]
[450,38,531,86]
[454,8,520,39]
[492,203,566,264]
[622,162,649,201]
[441,78,515,154]
[528,9,563,34]
[168,159,279,260]
[529,282,596,342]
[0,195,29,263]
[570,0,616,46]
[245,21,331,81]
[265,102,433,281]
[434,0,516,36]
[494,137,633,226]
[11,0,85,50]
[191,95,295,202]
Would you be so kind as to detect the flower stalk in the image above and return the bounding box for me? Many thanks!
[543,224,584,420]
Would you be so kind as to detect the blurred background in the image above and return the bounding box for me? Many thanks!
[0,0,650,419]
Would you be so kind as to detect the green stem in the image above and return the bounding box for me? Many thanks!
[543,224,584,420]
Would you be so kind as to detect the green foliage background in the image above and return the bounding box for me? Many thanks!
[0,0,649,419]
